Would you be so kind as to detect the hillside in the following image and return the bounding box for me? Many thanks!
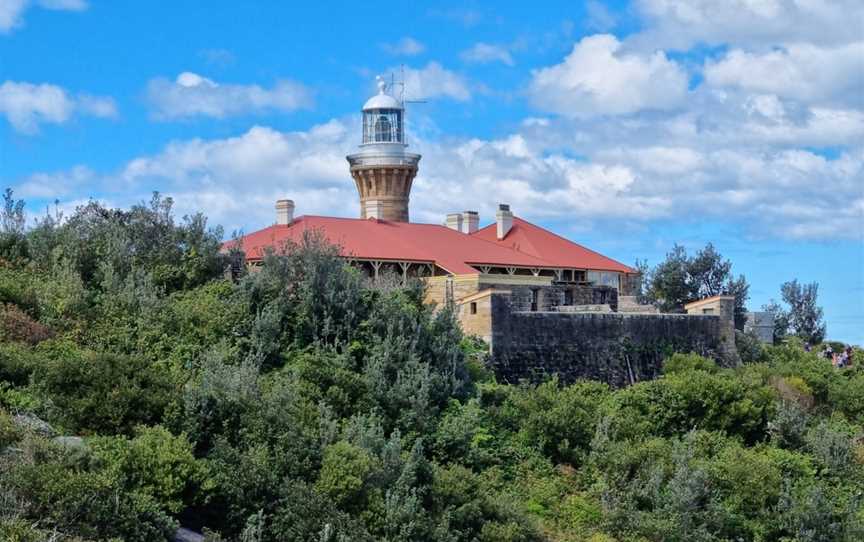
[1,196,862,542]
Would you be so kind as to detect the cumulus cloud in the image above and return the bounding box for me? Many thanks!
[632,0,864,49]
[704,42,864,108]
[380,37,425,56]
[527,34,688,117]
[0,0,86,33]
[8,1,863,243]
[14,110,861,241]
[115,121,357,230]
[0,80,116,134]
[460,43,514,66]
[15,165,95,199]
[146,72,313,120]
[398,62,471,101]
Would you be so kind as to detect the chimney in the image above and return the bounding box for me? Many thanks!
[276,199,295,225]
[462,211,479,234]
[496,204,513,240]
[446,212,463,231]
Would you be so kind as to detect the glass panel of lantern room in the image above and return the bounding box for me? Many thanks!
[394,110,402,142]
[374,114,392,142]
[362,113,373,143]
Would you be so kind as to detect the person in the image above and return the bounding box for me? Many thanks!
[838,351,848,368]
[824,345,833,360]
[805,343,812,352]
[846,346,855,367]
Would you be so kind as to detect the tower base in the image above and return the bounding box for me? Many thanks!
[349,163,418,222]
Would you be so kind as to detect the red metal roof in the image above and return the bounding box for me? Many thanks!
[230,215,634,275]
[471,217,635,273]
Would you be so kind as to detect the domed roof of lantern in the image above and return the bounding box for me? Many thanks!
[363,75,403,111]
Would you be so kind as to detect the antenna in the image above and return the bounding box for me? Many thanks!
[393,65,427,148]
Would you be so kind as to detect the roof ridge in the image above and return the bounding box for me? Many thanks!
[299,214,450,227]
[452,222,558,268]
[511,216,634,272]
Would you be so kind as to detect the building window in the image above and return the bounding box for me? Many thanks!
[530,289,539,312]
[469,302,477,315]
[702,308,714,314]
[564,289,573,306]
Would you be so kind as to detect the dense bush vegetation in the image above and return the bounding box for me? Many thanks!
[0,195,861,541]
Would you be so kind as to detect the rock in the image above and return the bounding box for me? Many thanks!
[52,436,87,449]
[12,413,56,437]
[173,528,205,542]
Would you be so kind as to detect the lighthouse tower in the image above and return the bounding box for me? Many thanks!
[347,76,421,222]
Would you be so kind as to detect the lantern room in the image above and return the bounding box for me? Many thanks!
[361,76,404,145]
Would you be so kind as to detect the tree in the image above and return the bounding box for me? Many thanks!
[687,243,732,298]
[761,300,790,345]
[0,188,28,262]
[781,280,826,344]
[725,274,750,330]
[645,244,691,313]
[632,258,651,304]
[644,243,750,328]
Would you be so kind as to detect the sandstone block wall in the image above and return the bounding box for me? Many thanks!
[351,164,417,222]
[455,292,495,343]
[486,293,734,388]
[504,284,618,312]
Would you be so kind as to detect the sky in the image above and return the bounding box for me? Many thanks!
[0,0,862,342]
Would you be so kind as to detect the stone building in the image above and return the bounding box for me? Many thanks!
[229,78,739,386]
[744,311,775,344]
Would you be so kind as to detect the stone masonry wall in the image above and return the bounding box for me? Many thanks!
[488,293,729,388]
[505,284,618,312]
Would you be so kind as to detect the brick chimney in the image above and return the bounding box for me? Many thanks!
[276,199,294,225]
[446,213,463,231]
[496,204,513,240]
[462,211,479,234]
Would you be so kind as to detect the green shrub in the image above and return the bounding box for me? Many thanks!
[736,330,768,364]
[605,369,775,444]
[0,341,39,386]
[507,379,610,466]
[3,436,177,541]
[33,350,173,435]
[0,265,36,312]
[0,408,21,449]
[662,352,718,374]
[315,441,378,511]
[90,425,201,514]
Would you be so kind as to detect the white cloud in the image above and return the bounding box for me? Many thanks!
[528,34,688,117]
[633,0,864,49]
[16,165,94,199]
[380,37,425,56]
[399,62,471,101]
[704,42,864,107]
[146,72,313,120]
[77,94,118,117]
[0,0,86,33]
[0,80,116,134]
[16,112,860,241]
[114,121,357,231]
[460,43,514,66]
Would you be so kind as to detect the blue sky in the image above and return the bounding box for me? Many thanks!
[1,0,862,342]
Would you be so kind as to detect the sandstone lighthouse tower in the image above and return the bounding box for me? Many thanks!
[347,76,421,222]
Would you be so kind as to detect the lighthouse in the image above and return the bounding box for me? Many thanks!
[346,76,421,222]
